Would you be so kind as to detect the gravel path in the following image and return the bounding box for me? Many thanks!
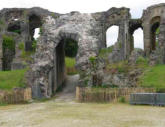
[55,74,79,102]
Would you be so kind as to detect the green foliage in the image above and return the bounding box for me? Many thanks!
[39,27,43,35]
[51,13,59,19]
[32,40,37,51]
[18,42,33,62]
[0,69,27,90]
[140,65,165,92]
[65,57,78,75]
[155,27,160,35]
[136,56,148,66]
[11,29,21,34]
[0,20,4,25]
[2,35,15,51]
[89,56,97,65]
[118,41,122,48]
[99,46,114,58]
[21,51,33,62]
[18,42,25,50]
[0,102,8,106]
[118,96,126,103]
[65,57,76,68]
[107,61,129,73]
[65,39,78,57]
[89,56,98,72]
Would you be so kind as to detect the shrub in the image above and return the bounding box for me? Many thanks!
[0,20,4,25]
[21,51,33,62]
[107,61,129,73]
[18,42,25,50]
[39,27,43,35]
[12,29,21,34]
[99,46,114,58]
[65,57,78,75]
[136,56,148,65]
[89,56,97,65]
[32,40,37,51]
[118,96,126,103]
[65,57,76,68]
[2,35,15,51]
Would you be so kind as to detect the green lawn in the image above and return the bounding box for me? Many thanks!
[140,65,165,92]
[65,57,78,75]
[65,57,76,68]
[0,69,27,90]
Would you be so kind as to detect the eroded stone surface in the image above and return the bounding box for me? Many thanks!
[0,4,165,98]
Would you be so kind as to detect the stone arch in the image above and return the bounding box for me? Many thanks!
[133,28,144,49]
[150,16,160,52]
[2,35,16,71]
[7,21,21,34]
[26,14,42,51]
[48,32,80,95]
[128,19,143,53]
[106,25,119,47]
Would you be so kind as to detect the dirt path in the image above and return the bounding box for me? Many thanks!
[55,74,79,102]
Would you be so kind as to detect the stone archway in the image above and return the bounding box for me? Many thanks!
[106,25,119,48]
[150,16,160,52]
[7,21,21,34]
[128,19,143,54]
[48,32,80,96]
[26,14,42,51]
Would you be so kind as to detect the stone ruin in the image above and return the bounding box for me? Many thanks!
[0,3,165,98]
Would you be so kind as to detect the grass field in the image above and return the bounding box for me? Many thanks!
[140,65,165,92]
[0,69,27,90]
[65,57,76,68]
[65,57,78,75]
[0,101,165,127]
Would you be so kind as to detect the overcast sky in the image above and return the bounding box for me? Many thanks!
[0,0,164,49]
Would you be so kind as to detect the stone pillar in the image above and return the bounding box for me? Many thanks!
[143,22,151,56]
[158,16,165,63]
[0,34,3,70]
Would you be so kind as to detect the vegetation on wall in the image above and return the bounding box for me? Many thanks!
[11,29,21,34]
[106,60,129,73]
[32,40,37,51]
[2,35,15,51]
[99,46,114,58]
[0,20,4,25]
[89,56,97,72]
[2,35,15,71]
[18,42,33,62]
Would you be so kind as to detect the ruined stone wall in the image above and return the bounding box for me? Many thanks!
[1,4,165,98]
[25,7,133,98]
[0,7,60,70]
[92,7,131,61]
[142,3,165,63]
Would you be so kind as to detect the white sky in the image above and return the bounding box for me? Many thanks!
[0,0,164,49]
[34,28,40,40]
